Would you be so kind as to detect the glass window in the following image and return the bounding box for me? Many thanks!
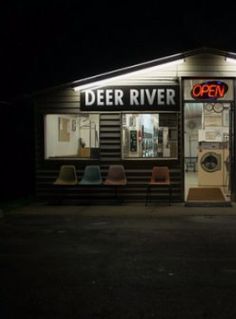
[122,113,178,159]
[44,114,100,159]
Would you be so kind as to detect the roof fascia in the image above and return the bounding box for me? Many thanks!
[32,47,236,97]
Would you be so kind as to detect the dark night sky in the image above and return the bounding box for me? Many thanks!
[1,1,236,100]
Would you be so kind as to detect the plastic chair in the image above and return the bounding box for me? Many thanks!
[104,165,127,201]
[79,165,103,185]
[54,165,78,185]
[145,166,171,206]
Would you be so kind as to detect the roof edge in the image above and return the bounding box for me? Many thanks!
[32,47,236,97]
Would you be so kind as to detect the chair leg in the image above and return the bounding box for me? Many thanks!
[169,185,172,206]
[115,186,123,204]
[145,185,150,207]
[114,186,117,200]
[115,185,120,203]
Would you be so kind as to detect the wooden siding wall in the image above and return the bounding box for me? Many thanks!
[34,88,183,204]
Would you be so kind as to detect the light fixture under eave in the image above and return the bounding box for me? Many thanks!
[226,57,236,63]
[73,58,185,92]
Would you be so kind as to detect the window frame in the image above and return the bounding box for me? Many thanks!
[43,112,100,160]
[121,111,179,160]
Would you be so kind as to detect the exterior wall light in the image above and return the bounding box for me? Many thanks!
[73,59,185,92]
[226,57,236,63]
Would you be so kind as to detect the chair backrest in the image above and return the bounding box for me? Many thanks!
[80,165,102,184]
[54,165,78,185]
[106,165,127,183]
[151,166,170,183]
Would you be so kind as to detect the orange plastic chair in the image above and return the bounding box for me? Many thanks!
[145,166,171,206]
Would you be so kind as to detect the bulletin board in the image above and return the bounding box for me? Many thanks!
[58,117,70,142]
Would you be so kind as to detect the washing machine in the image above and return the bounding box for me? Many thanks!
[198,142,224,186]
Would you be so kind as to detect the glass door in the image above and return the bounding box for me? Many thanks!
[184,102,231,203]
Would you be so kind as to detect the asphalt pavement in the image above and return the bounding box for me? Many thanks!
[1,202,236,318]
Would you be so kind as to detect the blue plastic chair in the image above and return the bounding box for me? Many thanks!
[79,165,103,185]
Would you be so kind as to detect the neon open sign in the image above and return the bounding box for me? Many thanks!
[191,80,228,100]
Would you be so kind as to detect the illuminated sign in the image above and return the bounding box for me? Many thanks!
[80,86,179,111]
[191,81,228,100]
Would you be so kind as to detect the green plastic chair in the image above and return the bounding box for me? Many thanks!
[54,165,78,185]
[79,165,103,185]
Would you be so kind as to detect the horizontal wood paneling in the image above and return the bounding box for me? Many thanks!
[99,113,121,162]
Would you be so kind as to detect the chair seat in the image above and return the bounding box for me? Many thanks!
[54,180,78,185]
[149,177,170,185]
[149,181,170,185]
[80,179,102,185]
[104,179,127,186]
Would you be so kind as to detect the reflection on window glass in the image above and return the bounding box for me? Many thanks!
[122,113,178,159]
[44,114,100,159]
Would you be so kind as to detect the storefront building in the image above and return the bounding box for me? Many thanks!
[34,48,236,204]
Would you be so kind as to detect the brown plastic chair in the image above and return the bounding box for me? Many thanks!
[104,165,127,201]
[54,165,78,185]
[145,166,171,206]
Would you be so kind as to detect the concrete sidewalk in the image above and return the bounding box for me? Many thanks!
[2,200,236,319]
[3,201,236,217]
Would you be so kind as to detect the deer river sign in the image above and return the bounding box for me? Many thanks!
[80,86,179,111]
